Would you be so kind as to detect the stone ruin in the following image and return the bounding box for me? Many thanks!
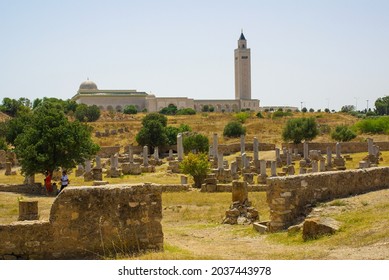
[223,181,259,225]
[0,184,163,259]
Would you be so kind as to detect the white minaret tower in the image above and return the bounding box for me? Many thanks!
[234,31,251,100]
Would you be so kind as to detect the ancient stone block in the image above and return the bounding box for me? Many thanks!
[18,201,39,221]
[302,217,340,241]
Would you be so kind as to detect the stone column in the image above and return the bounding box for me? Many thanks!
[286,152,292,166]
[275,148,281,162]
[213,133,218,159]
[180,175,188,185]
[367,138,374,156]
[5,161,12,175]
[95,156,101,169]
[143,146,149,166]
[85,160,92,173]
[168,149,173,160]
[336,142,341,159]
[218,153,224,170]
[177,133,184,161]
[240,134,245,154]
[319,159,326,172]
[303,142,309,160]
[76,164,84,177]
[18,200,39,221]
[326,146,332,167]
[260,160,267,177]
[128,146,134,163]
[312,160,318,173]
[271,161,277,177]
[253,137,259,163]
[232,181,248,204]
[114,154,119,168]
[242,152,248,170]
[231,161,238,176]
[154,147,159,161]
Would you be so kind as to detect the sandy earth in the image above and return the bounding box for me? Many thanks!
[164,189,389,260]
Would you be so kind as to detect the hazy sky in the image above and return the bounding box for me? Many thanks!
[1,0,388,110]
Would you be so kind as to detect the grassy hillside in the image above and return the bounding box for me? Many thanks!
[90,111,388,149]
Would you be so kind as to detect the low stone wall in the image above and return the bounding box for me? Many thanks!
[219,143,275,155]
[0,183,45,195]
[0,184,163,259]
[201,183,267,192]
[282,141,389,154]
[266,167,389,232]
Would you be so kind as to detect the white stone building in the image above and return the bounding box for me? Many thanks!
[71,32,260,112]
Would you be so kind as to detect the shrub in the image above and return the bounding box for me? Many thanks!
[123,105,138,114]
[179,153,210,188]
[354,116,389,134]
[176,108,196,115]
[234,111,250,123]
[256,112,264,118]
[282,117,318,143]
[272,110,292,119]
[301,107,308,113]
[223,121,246,138]
[159,104,177,115]
[74,104,100,122]
[331,125,357,142]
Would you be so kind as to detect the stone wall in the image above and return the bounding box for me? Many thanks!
[0,184,163,259]
[201,183,267,192]
[219,143,275,155]
[266,167,389,232]
[0,184,45,195]
[282,141,389,154]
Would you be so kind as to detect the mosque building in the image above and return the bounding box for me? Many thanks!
[71,32,260,112]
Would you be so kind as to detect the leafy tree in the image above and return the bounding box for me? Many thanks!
[179,153,210,188]
[324,108,330,113]
[202,105,209,112]
[0,97,31,117]
[123,105,138,114]
[3,110,32,145]
[309,108,315,113]
[282,117,318,144]
[301,107,308,113]
[223,121,246,138]
[136,120,168,150]
[14,102,99,176]
[341,105,355,113]
[164,126,180,145]
[209,106,215,112]
[183,133,209,154]
[374,96,389,115]
[331,125,357,142]
[0,137,7,151]
[74,104,100,122]
[141,113,167,127]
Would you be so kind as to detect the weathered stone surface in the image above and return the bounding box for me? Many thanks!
[253,222,267,234]
[267,167,389,232]
[302,217,340,241]
[18,201,39,221]
[0,184,164,259]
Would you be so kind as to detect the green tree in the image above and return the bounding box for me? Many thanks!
[223,121,246,138]
[141,113,168,127]
[3,110,32,145]
[74,104,100,122]
[301,107,308,113]
[183,133,209,154]
[282,117,319,144]
[202,105,209,112]
[164,126,180,145]
[374,96,389,115]
[341,105,355,113]
[179,153,210,188]
[0,97,31,117]
[123,105,138,114]
[136,120,168,150]
[331,125,357,142]
[14,102,99,176]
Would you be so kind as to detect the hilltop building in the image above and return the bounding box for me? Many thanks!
[71,32,259,112]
